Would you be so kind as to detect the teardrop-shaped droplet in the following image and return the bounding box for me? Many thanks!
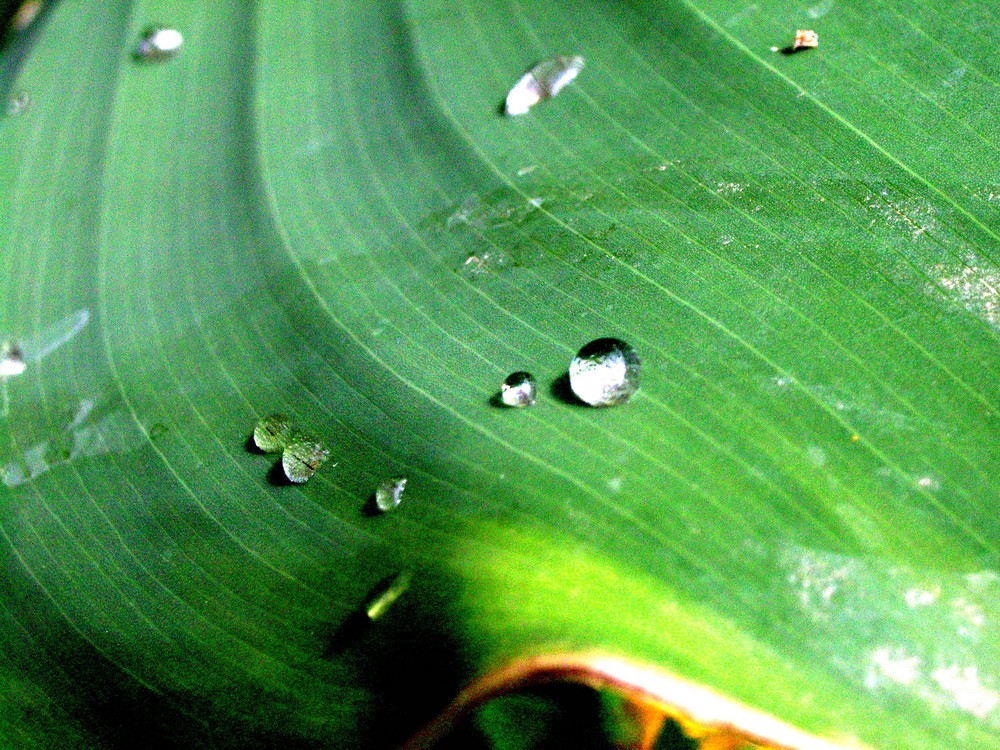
[374,477,408,512]
[363,570,413,621]
[569,338,640,407]
[505,55,584,116]
[282,436,330,483]
[135,27,183,61]
[253,413,292,453]
[500,371,537,407]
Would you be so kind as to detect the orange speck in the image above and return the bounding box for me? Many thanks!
[793,30,819,50]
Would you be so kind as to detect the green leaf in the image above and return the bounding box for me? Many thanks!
[1,0,998,748]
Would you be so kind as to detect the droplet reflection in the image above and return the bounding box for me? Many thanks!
[568,338,640,407]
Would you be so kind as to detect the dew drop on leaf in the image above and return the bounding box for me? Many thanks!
[0,343,26,377]
[363,570,413,621]
[500,372,537,407]
[281,436,330,483]
[505,55,584,116]
[253,413,292,453]
[374,476,408,512]
[569,338,641,407]
[134,27,183,61]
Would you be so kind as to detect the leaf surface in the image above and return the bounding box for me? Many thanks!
[1,0,998,747]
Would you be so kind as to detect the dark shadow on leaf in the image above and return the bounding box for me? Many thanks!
[330,567,469,749]
[550,372,587,407]
[266,460,290,486]
[0,549,330,749]
[361,493,383,517]
[245,433,265,455]
[321,610,371,657]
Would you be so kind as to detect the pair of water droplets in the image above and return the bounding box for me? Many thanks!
[253,414,407,515]
[253,414,332,483]
[501,337,641,409]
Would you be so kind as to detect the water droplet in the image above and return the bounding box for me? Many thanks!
[5,91,30,117]
[9,1,41,32]
[458,250,511,279]
[253,413,292,454]
[505,55,584,116]
[0,344,26,377]
[374,476,407,512]
[134,27,183,61]
[363,570,413,621]
[569,338,640,407]
[281,436,330,483]
[147,423,169,441]
[500,372,537,407]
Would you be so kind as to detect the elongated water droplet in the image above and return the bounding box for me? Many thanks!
[0,344,25,377]
[505,55,584,116]
[364,570,413,621]
[135,27,183,61]
[569,338,640,407]
[374,476,407,512]
[282,435,330,483]
[500,372,537,407]
[253,413,292,453]
[8,1,41,33]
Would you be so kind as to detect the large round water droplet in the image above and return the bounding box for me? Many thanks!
[568,338,640,407]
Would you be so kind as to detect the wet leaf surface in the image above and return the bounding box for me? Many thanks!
[0,1,998,747]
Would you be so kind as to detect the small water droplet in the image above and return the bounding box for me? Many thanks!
[458,250,511,279]
[253,413,292,454]
[147,423,169,441]
[0,344,26,377]
[9,1,41,32]
[505,55,584,116]
[134,27,183,61]
[363,570,413,621]
[500,372,537,407]
[281,436,330,483]
[374,476,407,512]
[568,338,640,407]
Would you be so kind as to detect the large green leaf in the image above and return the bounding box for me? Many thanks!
[1,0,998,747]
